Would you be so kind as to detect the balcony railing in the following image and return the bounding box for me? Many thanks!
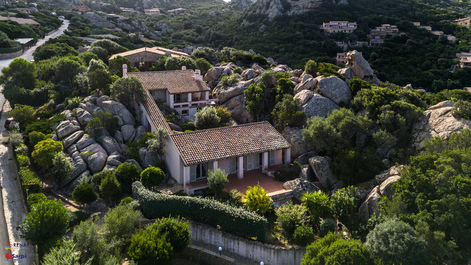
[173,99,219,108]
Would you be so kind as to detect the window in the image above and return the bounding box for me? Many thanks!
[174,93,188,103]
[230,158,237,174]
[181,109,189,115]
[269,151,275,166]
[190,163,208,181]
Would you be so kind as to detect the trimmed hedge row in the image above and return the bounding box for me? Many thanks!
[132,181,267,242]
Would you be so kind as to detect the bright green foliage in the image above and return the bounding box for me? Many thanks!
[140,166,165,189]
[164,56,196,70]
[115,162,140,194]
[20,199,69,257]
[273,78,295,102]
[319,218,336,236]
[0,58,36,90]
[133,182,267,241]
[366,218,430,265]
[302,233,374,265]
[42,241,89,265]
[153,217,192,252]
[195,105,220,129]
[86,117,104,139]
[16,154,30,167]
[73,218,107,265]
[318,63,343,79]
[275,203,310,237]
[109,55,131,77]
[34,43,78,61]
[100,172,122,204]
[244,184,272,215]
[73,183,98,205]
[271,94,306,131]
[104,204,140,240]
[79,51,99,66]
[195,58,213,75]
[244,82,265,119]
[55,57,86,86]
[8,104,36,130]
[120,197,133,205]
[110,77,147,109]
[293,224,315,246]
[24,114,65,135]
[127,229,173,265]
[90,39,127,55]
[304,60,318,76]
[88,59,107,72]
[19,167,41,193]
[415,220,459,265]
[349,77,371,95]
[92,170,114,186]
[50,151,75,184]
[27,193,47,207]
[32,139,63,168]
[215,106,232,124]
[88,68,113,95]
[220,73,240,86]
[330,187,359,231]
[452,100,471,120]
[302,191,332,226]
[207,168,228,198]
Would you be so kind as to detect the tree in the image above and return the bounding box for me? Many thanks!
[8,104,36,130]
[301,233,373,265]
[146,128,168,158]
[244,82,265,120]
[140,166,165,189]
[55,57,86,86]
[73,183,98,205]
[88,69,113,95]
[273,78,295,102]
[164,56,196,70]
[302,191,331,227]
[115,162,140,194]
[207,169,228,198]
[103,204,140,240]
[79,51,99,67]
[293,224,315,246]
[330,187,359,231]
[88,46,108,63]
[194,106,220,129]
[153,217,191,252]
[73,218,107,265]
[50,151,75,185]
[195,58,212,75]
[110,77,146,109]
[215,106,232,124]
[109,55,131,77]
[42,241,89,265]
[100,173,122,204]
[32,139,63,168]
[304,60,318,77]
[275,202,310,237]
[28,131,50,148]
[128,227,173,265]
[90,39,127,56]
[88,58,107,72]
[0,58,36,90]
[366,218,430,265]
[20,199,69,257]
[451,99,471,120]
[27,193,47,207]
[244,184,271,215]
[271,94,306,131]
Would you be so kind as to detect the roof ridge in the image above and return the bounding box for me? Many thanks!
[171,121,270,137]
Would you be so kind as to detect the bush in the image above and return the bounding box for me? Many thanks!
[10,132,24,147]
[28,131,50,148]
[274,162,302,182]
[15,143,28,156]
[133,182,267,241]
[275,203,310,237]
[104,204,140,240]
[68,210,91,228]
[304,60,317,76]
[194,106,220,130]
[73,218,106,264]
[146,128,168,158]
[293,224,315,246]
[92,170,114,186]
[215,106,232,124]
[115,162,140,194]
[140,166,165,189]
[271,94,306,132]
[19,167,41,194]
[120,197,133,205]
[154,217,191,252]
[320,218,336,236]
[27,193,46,207]
[32,139,63,168]
[50,151,75,184]
[24,114,65,135]
[8,104,36,130]
[207,169,228,198]
[195,58,212,75]
[302,191,331,226]
[330,187,359,231]
[100,172,122,204]
[244,184,272,215]
[127,228,173,265]
[16,154,30,168]
[73,183,98,205]
[451,100,471,120]
[318,63,343,79]
[42,241,81,265]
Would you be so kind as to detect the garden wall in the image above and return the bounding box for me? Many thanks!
[0,49,23,60]
[189,221,306,265]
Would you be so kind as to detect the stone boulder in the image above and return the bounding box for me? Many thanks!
[294,91,340,118]
[118,108,135,126]
[81,143,108,173]
[125,159,143,172]
[204,67,224,82]
[298,165,314,182]
[84,198,109,215]
[76,108,92,128]
[272,64,292,72]
[345,50,380,86]
[317,76,352,106]
[76,134,96,151]
[380,174,400,200]
[134,126,146,141]
[114,131,124,144]
[359,186,381,224]
[338,68,354,81]
[62,130,85,150]
[64,171,92,196]
[139,147,159,168]
[283,178,321,200]
[294,75,318,94]
[218,80,254,104]
[168,122,182,132]
[107,152,125,167]
[222,94,253,124]
[56,121,81,140]
[309,156,340,189]
[63,151,88,186]
[96,95,111,107]
[222,62,236,76]
[282,127,314,159]
[412,100,471,150]
[121,125,136,143]
[293,151,318,165]
[291,69,303,78]
[97,136,121,155]
[85,101,104,114]
[241,69,258,80]
[374,166,401,184]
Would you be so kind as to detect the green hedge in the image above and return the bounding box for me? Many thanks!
[133,181,267,242]
[0,45,21,54]
[19,167,41,194]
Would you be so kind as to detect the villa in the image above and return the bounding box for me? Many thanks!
[369,24,399,47]
[322,21,357,34]
[110,46,189,69]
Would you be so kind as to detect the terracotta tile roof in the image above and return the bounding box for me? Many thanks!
[127,70,210,94]
[109,46,189,60]
[170,122,291,166]
[141,90,172,134]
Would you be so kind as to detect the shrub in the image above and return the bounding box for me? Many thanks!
[27,193,47,207]
[179,121,195,131]
[276,203,310,237]
[215,106,232,124]
[302,191,332,226]
[14,143,28,156]
[20,199,69,257]
[140,167,165,189]
[72,183,98,205]
[16,154,30,168]
[100,173,122,204]
[220,73,240,86]
[42,241,82,265]
[293,224,315,246]
[73,218,106,264]
[49,151,75,184]
[19,167,41,194]
[92,170,114,186]
[110,77,146,109]
[68,210,91,228]
[85,117,103,139]
[319,218,336,236]
[120,197,133,205]
[207,169,228,198]
[133,182,267,241]
[8,104,36,130]
[244,82,265,119]
[244,184,272,215]
[318,63,343,79]
[330,187,359,231]
[115,162,140,194]
[195,58,212,75]
[32,139,63,168]
[274,162,302,182]
[154,217,191,252]
[10,132,24,147]
[146,128,168,158]
[24,114,65,135]
[452,100,471,120]
[127,229,173,265]
[271,95,305,131]
[28,131,50,148]
[194,106,220,129]
[223,189,244,208]
[104,204,140,240]
[304,60,317,76]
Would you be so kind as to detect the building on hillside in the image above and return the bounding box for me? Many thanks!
[167,8,186,16]
[144,8,160,16]
[369,24,399,46]
[447,35,457,43]
[457,52,471,68]
[430,30,444,36]
[120,7,137,13]
[419,25,432,31]
[336,52,346,64]
[335,41,349,51]
[321,21,357,34]
[14,38,35,52]
[109,46,189,69]
[454,17,471,26]
[106,14,129,21]
[125,66,217,120]
[0,16,39,25]
[13,7,33,14]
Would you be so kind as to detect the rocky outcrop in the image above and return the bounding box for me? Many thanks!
[241,69,258,80]
[294,74,318,94]
[342,50,380,86]
[255,0,324,20]
[282,127,314,159]
[222,94,253,124]
[121,125,136,143]
[80,142,108,174]
[97,136,121,155]
[412,100,471,150]
[204,67,224,82]
[217,80,254,104]
[317,76,352,106]
[139,147,158,168]
[309,156,340,189]
[62,130,85,150]
[283,178,321,200]
[56,121,81,140]
[294,90,340,118]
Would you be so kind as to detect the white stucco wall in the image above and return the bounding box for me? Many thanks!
[140,104,156,132]
[165,137,183,184]
[151,90,166,101]
[218,158,232,175]
[275,149,283,165]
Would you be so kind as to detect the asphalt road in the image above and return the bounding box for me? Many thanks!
[0,20,70,265]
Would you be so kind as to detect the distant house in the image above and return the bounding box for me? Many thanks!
[125,66,217,120]
[106,14,129,21]
[447,35,457,43]
[322,21,357,34]
[14,38,35,52]
[0,16,40,26]
[457,52,471,68]
[120,7,137,13]
[13,7,33,14]
[454,17,471,27]
[144,8,160,16]
[109,46,189,69]
[167,8,187,16]
[336,52,346,64]
[369,24,399,47]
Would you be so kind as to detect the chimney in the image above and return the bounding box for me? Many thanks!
[181,66,186,71]
[122,64,128,77]
[194,69,202,81]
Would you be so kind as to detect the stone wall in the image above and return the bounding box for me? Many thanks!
[0,49,23,60]
[189,221,306,265]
